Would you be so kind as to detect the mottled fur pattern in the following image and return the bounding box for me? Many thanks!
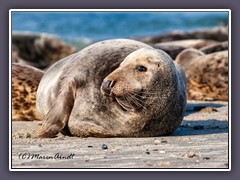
[176,48,228,101]
[12,63,44,120]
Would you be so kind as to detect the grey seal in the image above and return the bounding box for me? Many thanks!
[36,39,186,138]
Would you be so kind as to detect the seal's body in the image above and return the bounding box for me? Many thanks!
[176,48,228,101]
[12,63,44,121]
[37,39,186,138]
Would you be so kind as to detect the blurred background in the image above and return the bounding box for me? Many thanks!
[11,11,229,122]
[12,11,228,49]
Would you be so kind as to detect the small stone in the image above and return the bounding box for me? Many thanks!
[84,156,90,162]
[88,145,93,148]
[159,150,166,154]
[185,152,197,158]
[203,157,210,160]
[145,149,150,154]
[101,144,108,150]
[161,140,168,144]
[152,149,158,151]
[154,139,161,145]
[38,144,42,147]
[26,133,31,138]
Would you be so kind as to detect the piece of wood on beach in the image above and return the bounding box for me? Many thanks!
[150,44,187,60]
[200,41,228,54]
[151,39,219,59]
[134,26,228,44]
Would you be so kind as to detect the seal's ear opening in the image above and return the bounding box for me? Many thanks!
[38,79,76,138]
[175,48,205,67]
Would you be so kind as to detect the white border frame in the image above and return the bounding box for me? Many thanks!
[9,9,231,171]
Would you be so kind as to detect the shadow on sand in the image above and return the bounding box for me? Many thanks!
[173,119,228,136]
[184,102,226,116]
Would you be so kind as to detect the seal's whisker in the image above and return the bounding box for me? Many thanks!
[130,90,159,95]
[128,93,143,107]
[129,91,147,99]
[130,91,158,107]
[123,95,134,109]
[115,96,133,111]
[127,94,147,110]
[128,92,146,104]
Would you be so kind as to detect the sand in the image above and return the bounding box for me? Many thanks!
[11,100,229,169]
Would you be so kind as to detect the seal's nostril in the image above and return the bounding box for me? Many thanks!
[101,80,114,95]
[106,80,112,89]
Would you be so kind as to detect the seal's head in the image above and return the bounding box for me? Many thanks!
[101,48,180,113]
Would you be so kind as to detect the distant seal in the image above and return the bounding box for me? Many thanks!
[12,63,44,121]
[176,48,228,100]
[36,39,186,138]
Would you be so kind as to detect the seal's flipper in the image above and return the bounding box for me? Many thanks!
[38,79,76,138]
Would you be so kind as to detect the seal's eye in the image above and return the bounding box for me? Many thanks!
[136,65,147,72]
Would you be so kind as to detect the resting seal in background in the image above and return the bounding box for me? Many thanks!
[12,63,44,121]
[36,39,186,138]
[175,48,228,101]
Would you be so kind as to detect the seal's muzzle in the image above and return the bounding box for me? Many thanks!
[101,80,114,96]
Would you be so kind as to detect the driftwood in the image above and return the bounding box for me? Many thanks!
[135,26,228,44]
[154,39,218,49]
[12,33,76,69]
[200,41,228,54]
[151,39,220,59]
[151,44,186,60]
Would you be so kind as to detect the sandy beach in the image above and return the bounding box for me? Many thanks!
[12,100,228,169]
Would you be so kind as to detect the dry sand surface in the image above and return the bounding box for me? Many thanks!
[11,100,229,169]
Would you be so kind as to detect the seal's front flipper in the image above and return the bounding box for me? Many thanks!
[38,80,76,138]
[38,101,70,138]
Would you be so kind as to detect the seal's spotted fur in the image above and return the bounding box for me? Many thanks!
[12,63,44,121]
